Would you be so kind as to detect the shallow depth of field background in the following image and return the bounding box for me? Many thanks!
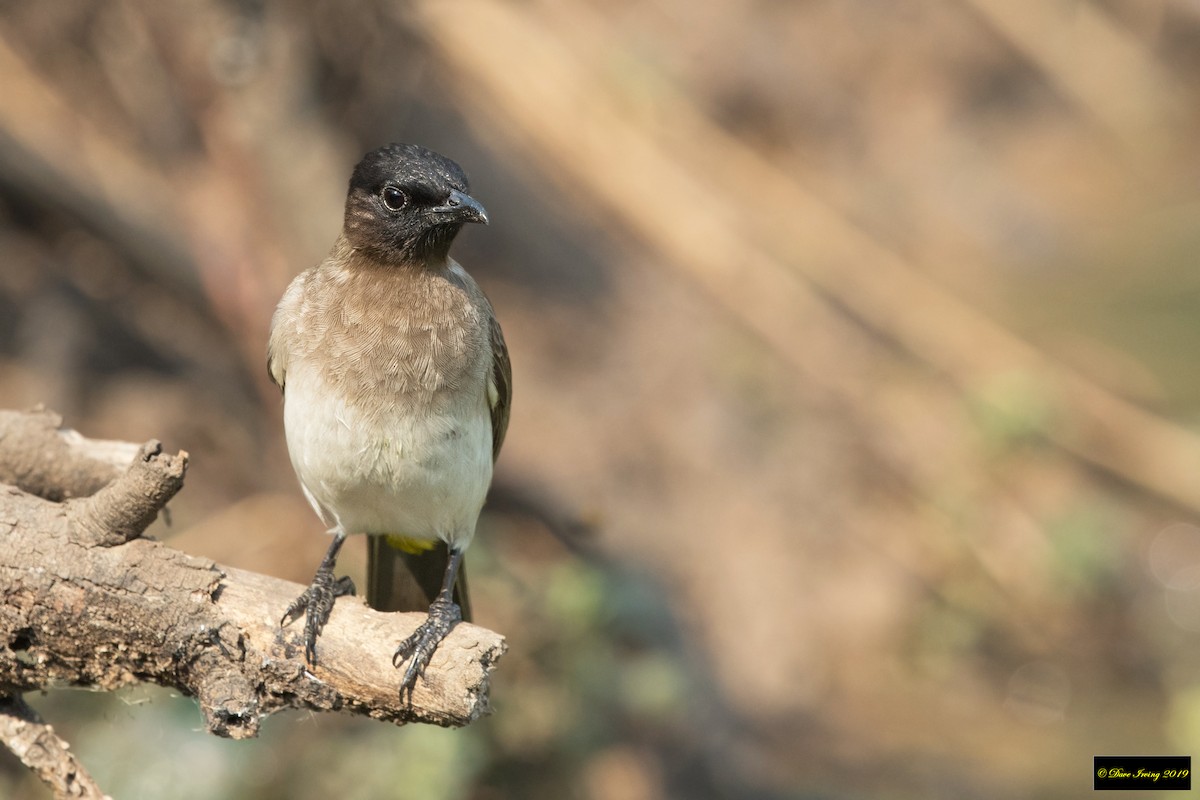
[3,1,1200,798]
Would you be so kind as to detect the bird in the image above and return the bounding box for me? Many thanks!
[267,143,510,696]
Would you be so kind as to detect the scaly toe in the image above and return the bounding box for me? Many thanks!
[281,567,356,667]
[392,600,461,697]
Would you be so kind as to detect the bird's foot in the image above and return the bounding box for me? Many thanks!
[281,566,356,667]
[392,598,462,698]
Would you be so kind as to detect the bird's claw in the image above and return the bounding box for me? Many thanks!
[392,598,461,699]
[281,567,355,667]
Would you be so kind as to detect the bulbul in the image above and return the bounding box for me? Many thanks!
[267,143,510,695]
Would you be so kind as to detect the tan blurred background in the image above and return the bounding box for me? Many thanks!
[3,0,1200,797]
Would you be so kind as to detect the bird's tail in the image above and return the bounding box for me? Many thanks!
[365,535,472,621]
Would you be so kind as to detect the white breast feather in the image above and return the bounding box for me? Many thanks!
[282,364,493,549]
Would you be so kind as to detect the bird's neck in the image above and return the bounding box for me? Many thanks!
[333,234,453,277]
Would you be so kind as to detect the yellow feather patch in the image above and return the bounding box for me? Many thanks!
[384,534,438,554]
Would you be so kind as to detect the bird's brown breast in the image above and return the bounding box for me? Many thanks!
[290,252,492,416]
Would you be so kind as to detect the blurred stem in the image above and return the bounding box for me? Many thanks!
[0,694,111,800]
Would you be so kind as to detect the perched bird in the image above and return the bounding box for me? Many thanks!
[267,143,510,695]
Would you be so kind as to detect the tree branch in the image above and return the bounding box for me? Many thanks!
[0,408,505,777]
[0,408,139,502]
[68,440,187,547]
[0,694,110,800]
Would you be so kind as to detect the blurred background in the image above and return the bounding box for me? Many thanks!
[3,0,1200,797]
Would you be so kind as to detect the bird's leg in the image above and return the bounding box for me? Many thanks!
[393,546,464,698]
[281,531,356,667]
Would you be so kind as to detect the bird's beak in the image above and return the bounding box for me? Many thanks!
[435,189,489,225]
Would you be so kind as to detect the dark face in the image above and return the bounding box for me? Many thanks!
[343,143,488,264]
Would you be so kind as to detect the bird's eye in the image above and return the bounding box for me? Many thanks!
[381,186,408,212]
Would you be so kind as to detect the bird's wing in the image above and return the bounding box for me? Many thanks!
[487,309,512,461]
[266,337,286,392]
[266,272,309,393]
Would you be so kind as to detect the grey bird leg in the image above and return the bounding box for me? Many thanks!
[393,547,464,698]
[281,531,356,666]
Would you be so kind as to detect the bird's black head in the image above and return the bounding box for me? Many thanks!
[343,143,488,265]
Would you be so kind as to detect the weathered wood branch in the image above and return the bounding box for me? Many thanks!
[0,408,139,502]
[0,694,109,800]
[0,409,505,749]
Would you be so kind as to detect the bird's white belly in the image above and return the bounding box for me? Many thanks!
[282,372,492,548]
